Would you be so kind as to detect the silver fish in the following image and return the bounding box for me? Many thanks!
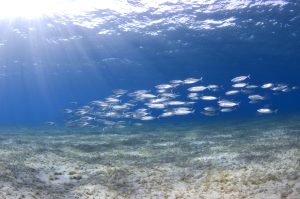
[167,101,187,106]
[150,97,169,103]
[80,116,95,121]
[231,75,250,83]
[187,93,198,100]
[160,93,178,98]
[170,80,183,84]
[63,109,72,114]
[201,111,217,116]
[141,116,156,121]
[257,108,277,114]
[232,83,248,88]
[173,107,194,115]
[138,93,156,100]
[246,85,258,89]
[225,90,240,95]
[155,84,173,90]
[188,86,207,92]
[200,96,218,100]
[157,89,166,93]
[78,121,90,127]
[271,84,288,92]
[203,107,217,112]
[113,89,127,95]
[218,100,239,108]
[248,95,265,101]
[183,77,202,84]
[207,84,219,91]
[75,110,88,116]
[160,111,174,117]
[220,108,234,113]
[146,103,165,109]
[45,121,55,126]
[249,100,259,104]
[106,97,120,103]
[261,83,274,89]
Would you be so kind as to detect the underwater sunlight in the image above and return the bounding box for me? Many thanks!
[0,0,299,198]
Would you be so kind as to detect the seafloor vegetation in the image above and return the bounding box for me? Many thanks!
[0,116,299,199]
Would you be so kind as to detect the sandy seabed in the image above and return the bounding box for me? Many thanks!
[0,117,300,199]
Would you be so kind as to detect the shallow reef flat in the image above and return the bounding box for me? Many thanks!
[0,116,300,199]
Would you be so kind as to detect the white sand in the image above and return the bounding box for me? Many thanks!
[0,119,299,198]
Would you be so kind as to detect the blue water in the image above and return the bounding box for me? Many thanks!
[0,0,299,126]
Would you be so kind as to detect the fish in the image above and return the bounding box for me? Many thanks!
[271,84,289,92]
[188,86,207,92]
[203,107,217,112]
[225,90,240,95]
[207,85,219,91]
[45,121,55,126]
[220,108,234,112]
[63,109,72,114]
[128,90,149,97]
[187,93,198,100]
[248,95,265,101]
[112,104,132,111]
[218,100,239,108]
[201,111,217,116]
[200,96,218,100]
[80,116,95,121]
[183,77,202,84]
[141,116,156,121]
[170,80,183,84]
[138,93,156,99]
[105,112,121,118]
[78,121,90,127]
[160,111,174,117]
[257,108,278,114]
[241,89,254,94]
[157,89,166,93]
[113,89,127,95]
[249,100,259,104]
[246,85,258,89]
[106,97,120,103]
[155,84,173,90]
[160,93,178,98]
[150,97,169,103]
[63,74,294,128]
[261,83,274,89]
[75,110,88,116]
[133,108,150,118]
[231,75,250,83]
[281,88,291,92]
[232,83,248,88]
[90,100,109,108]
[146,103,165,109]
[167,101,188,106]
[99,120,115,126]
[173,107,194,115]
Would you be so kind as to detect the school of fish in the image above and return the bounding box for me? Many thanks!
[61,75,298,128]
